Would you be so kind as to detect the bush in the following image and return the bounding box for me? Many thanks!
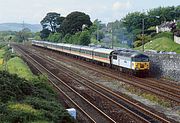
[0,71,75,123]
[30,75,56,100]
[0,71,34,103]
[24,97,74,123]
[133,40,142,47]
[134,34,151,47]
[3,103,44,123]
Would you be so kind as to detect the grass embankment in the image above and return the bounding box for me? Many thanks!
[0,45,75,123]
[135,32,180,53]
[136,37,180,53]
[7,57,34,80]
[0,44,34,79]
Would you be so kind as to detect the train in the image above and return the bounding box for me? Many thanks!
[32,40,150,76]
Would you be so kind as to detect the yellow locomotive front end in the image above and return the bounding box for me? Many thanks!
[132,62,150,70]
[131,54,150,76]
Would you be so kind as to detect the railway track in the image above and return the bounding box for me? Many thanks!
[14,44,174,123]
[14,45,117,123]
[31,45,180,104]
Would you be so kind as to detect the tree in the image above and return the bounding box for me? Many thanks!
[47,33,63,42]
[56,17,65,32]
[40,12,61,33]
[60,11,92,35]
[34,32,41,40]
[122,12,146,33]
[79,31,91,45]
[40,28,51,39]
[13,28,32,42]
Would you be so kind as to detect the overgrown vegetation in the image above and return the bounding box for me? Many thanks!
[0,45,75,123]
[0,71,75,123]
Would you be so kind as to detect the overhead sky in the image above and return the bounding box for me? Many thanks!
[0,0,179,24]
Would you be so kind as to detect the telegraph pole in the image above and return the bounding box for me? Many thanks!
[142,18,145,52]
[22,21,25,45]
[111,23,114,49]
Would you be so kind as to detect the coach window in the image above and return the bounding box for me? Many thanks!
[103,54,107,58]
[86,51,91,55]
[82,50,85,53]
[95,52,99,56]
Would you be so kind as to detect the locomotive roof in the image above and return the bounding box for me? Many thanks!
[93,48,114,54]
[113,49,148,57]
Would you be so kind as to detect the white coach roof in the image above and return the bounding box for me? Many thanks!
[93,48,114,54]
[80,46,96,51]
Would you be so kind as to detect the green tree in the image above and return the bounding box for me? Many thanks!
[47,33,63,42]
[79,31,91,45]
[63,34,71,43]
[40,29,51,39]
[122,12,146,33]
[56,17,65,32]
[133,34,151,47]
[13,28,32,42]
[34,32,41,40]
[60,11,92,35]
[40,12,61,33]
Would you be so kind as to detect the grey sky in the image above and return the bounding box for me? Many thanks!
[0,0,179,24]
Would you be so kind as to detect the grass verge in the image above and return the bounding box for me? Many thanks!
[135,37,180,53]
[7,57,35,80]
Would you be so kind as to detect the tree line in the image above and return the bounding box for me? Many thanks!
[39,11,93,45]
[0,28,33,43]
[38,5,180,47]
[122,6,180,34]
[107,5,180,47]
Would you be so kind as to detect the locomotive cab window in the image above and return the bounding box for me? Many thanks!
[132,55,149,62]
[113,55,117,60]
